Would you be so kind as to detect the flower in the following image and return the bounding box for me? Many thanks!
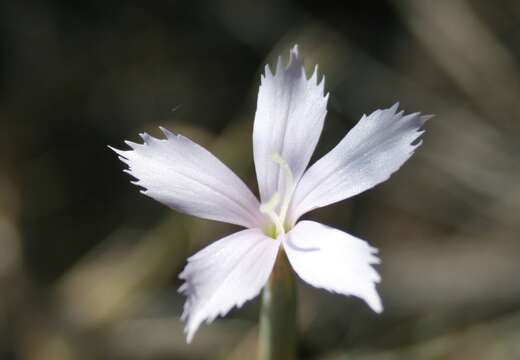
[111,45,430,343]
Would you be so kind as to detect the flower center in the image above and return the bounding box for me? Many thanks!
[259,153,295,238]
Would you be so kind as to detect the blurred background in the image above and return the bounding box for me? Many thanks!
[1,0,520,359]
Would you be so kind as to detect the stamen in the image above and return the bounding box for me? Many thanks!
[258,153,296,238]
[259,192,280,214]
[271,153,294,225]
[259,192,285,237]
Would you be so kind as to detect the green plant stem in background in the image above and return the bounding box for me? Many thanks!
[258,248,297,360]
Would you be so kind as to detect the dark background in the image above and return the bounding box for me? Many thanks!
[2,0,520,359]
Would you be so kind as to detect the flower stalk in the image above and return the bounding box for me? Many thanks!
[258,248,297,360]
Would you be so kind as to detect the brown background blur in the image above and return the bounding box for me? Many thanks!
[1,0,520,359]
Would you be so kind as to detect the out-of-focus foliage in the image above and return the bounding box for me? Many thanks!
[1,0,520,359]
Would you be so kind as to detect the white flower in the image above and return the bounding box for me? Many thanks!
[111,45,430,343]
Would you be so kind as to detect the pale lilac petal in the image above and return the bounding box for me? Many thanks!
[283,221,382,313]
[179,229,280,342]
[289,104,431,222]
[111,128,265,228]
[253,45,329,203]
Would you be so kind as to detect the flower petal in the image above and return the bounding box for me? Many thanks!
[179,229,280,342]
[253,45,329,203]
[289,104,431,221]
[283,220,382,313]
[111,128,265,228]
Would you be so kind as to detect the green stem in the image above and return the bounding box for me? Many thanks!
[258,248,297,360]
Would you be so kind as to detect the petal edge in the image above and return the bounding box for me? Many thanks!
[111,128,265,228]
[253,45,329,204]
[179,228,280,342]
[283,221,382,313]
[289,104,431,222]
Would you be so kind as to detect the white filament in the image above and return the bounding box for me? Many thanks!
[259,153,295,237]
[259,192,285,236]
